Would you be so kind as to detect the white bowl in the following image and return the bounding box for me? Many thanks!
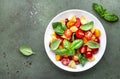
[44,9,107,72]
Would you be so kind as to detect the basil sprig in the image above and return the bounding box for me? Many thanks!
[55,39,83,56]
[93,3,119,22]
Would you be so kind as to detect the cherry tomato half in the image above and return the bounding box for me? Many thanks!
[74,18,81,28]
[61,58,70,66]
[79,45,87,53]
[64,29,72,38]
[85,31,93,40]
[75,29,84,38]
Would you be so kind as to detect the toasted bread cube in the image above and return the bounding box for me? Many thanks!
[87,56,95,62]
[80,16,88,24]
[70,26,78,32]
[68,60,76,69]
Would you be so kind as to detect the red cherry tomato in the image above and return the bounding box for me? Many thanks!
[85,51,93,58]
[92,48,99,54]
[79,45,87,53]
[74,18,81,28]
[94,37,100,43]
[75,29,84,38]
[64,29,72,38]
[61,58,70,66]
[85,31,93,40]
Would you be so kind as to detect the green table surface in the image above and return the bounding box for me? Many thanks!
[0,0,120,79]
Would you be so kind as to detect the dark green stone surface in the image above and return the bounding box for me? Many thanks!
[0,0,120,79]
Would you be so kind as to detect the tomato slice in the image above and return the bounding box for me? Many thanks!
[61,58,70,66]
[85,51,93,58]
[75,29,84,38]
[74,18,81,28]
[64,29,72,38]
[85,31,93,40]
[79,45,87,53]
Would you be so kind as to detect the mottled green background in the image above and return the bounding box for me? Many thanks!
[0,0,120,79]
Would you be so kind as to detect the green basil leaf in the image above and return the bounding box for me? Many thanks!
[93,3,106,17]
[80,21,94,31]
[19,46,35,56]
[52,22,66,35]
[68,49,75,56]
[63,40,71,49]
[78,53,87,66]
[103,12,119,22]
[71,39,83,49]
[55,48,68,55]
[80,55,87,66]
[55,49,75,56]
[86,41,100,48]
[78,53,82,59]
[61,23,67,30]
[50,39,61,50]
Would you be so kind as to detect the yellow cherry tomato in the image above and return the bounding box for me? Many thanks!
[94,29,101,37]
[55,54,61,61]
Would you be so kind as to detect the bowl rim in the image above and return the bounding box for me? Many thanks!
[44,9,107,72]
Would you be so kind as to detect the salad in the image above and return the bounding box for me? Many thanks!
[49,15,101,69]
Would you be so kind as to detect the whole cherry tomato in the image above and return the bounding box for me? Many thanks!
[92,48,99,54]
[85,51,93,58]
[94,37,100,43]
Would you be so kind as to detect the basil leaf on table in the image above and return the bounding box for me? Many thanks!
[80,21,94,31]
[55,48,75,56]
[71,39,83,49]
[52,22,67,35]
[93,3,106,17]
[78,53,87,66]
[93,3,119,22]
[50,39,61,50]
[86,41,100,48]
[19,46,35,56]
[103,12,119,22]
[63,40,71,49]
